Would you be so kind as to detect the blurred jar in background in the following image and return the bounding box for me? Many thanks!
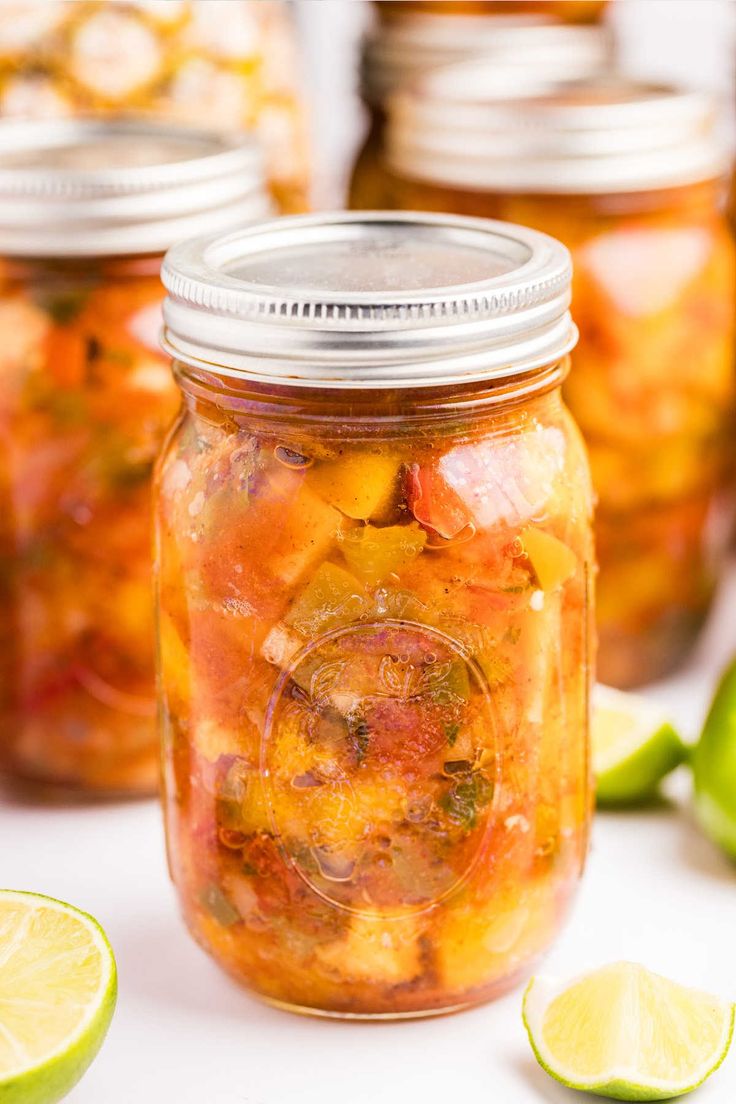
[377,3,608,23]
[369,72,736,687]
[0,0,309,212]
[349,14,612,210]
[0,119,270,794]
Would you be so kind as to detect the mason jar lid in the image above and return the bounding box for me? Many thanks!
[388,72,728,193]
[161,211,576,390]
[0,118,272,257]
[361,15,612,105]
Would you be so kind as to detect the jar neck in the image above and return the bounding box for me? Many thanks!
[174,356,569,439]
[389,171,727,221]
[520,177,728,219]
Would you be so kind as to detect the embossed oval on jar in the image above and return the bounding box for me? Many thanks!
[262,619,499,916]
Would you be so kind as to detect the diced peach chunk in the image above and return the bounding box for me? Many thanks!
[283,561,365,636]
[315,916,423,985]
[158,610,191,710]
[520,526,577,591]
[269,485,342,588]
[308,452,400,520]
[339,522,426,585]
[193,717,248,762]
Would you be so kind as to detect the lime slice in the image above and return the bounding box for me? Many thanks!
[0,890,117,1104]
[592,684,685,806]
[693,659,736,859]
[523,962,734,1100]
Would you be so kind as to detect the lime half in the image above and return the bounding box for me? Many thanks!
[523,962,734,1101]
[693,658,736,859]
[0,890,117,1104]
[592,684,685,806]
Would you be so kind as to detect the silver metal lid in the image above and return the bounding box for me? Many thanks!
[362,15,613,106]
[388,73,728,193]
[0,118,272,257]
[161,211,576,390]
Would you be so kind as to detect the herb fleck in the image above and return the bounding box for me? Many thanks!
[444,721,460,747]
[439,772,493,831]
[348,714,370,763]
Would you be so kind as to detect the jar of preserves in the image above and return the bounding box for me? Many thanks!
[376,74,736,687]
[0,1,310,213]
[350,15,611,210]
[0,118,270,794]
[157,212,594,1017]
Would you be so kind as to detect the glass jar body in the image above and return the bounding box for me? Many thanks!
[157,370,593,1017]
[0,255,180,793]
[370,175,736,687]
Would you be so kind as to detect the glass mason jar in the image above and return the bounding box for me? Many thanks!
[0,1,310,213]
[375,75,736,688]
[157,212,594,1018]
[350,17,611,210]
[0,118,270,794]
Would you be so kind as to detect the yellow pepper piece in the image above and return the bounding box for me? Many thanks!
[309,452,400,520]
[340,523,427,586]
[521,526,577,592]
[284,561,366,636]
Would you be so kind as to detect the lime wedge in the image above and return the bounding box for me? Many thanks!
[0,890,117,1104]
[693,658,736,859]
[592,684,685,806]
[523,962,734,1100]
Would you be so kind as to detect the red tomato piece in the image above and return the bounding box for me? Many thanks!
[407,464,473,540]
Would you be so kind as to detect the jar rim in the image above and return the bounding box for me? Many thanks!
[161,210,577,390]
[0,118,272,257]
[361,15,612,105]
[387,73,729,194]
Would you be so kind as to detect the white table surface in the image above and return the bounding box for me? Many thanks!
[2,567,736,1104]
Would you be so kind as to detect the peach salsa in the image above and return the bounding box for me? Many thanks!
[0,118,269,794]
[157,212,594,1017]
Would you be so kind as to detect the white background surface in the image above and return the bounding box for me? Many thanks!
[3,2,736,1102]
[1,562,735,1104]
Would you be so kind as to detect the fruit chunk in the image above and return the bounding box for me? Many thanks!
[267,484,342,588]
[593,684,685,806]
[283,561,365,636]
[523,962,734,1101]
[158,611,191,711]
[309,452,399,520]
[693,658,736,859]
[315,915,422,985]
[407,464,473,539]
[0,890,117,1104]
[339,523,426,585]
[438,886,546,993]
[521,526,577,591]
